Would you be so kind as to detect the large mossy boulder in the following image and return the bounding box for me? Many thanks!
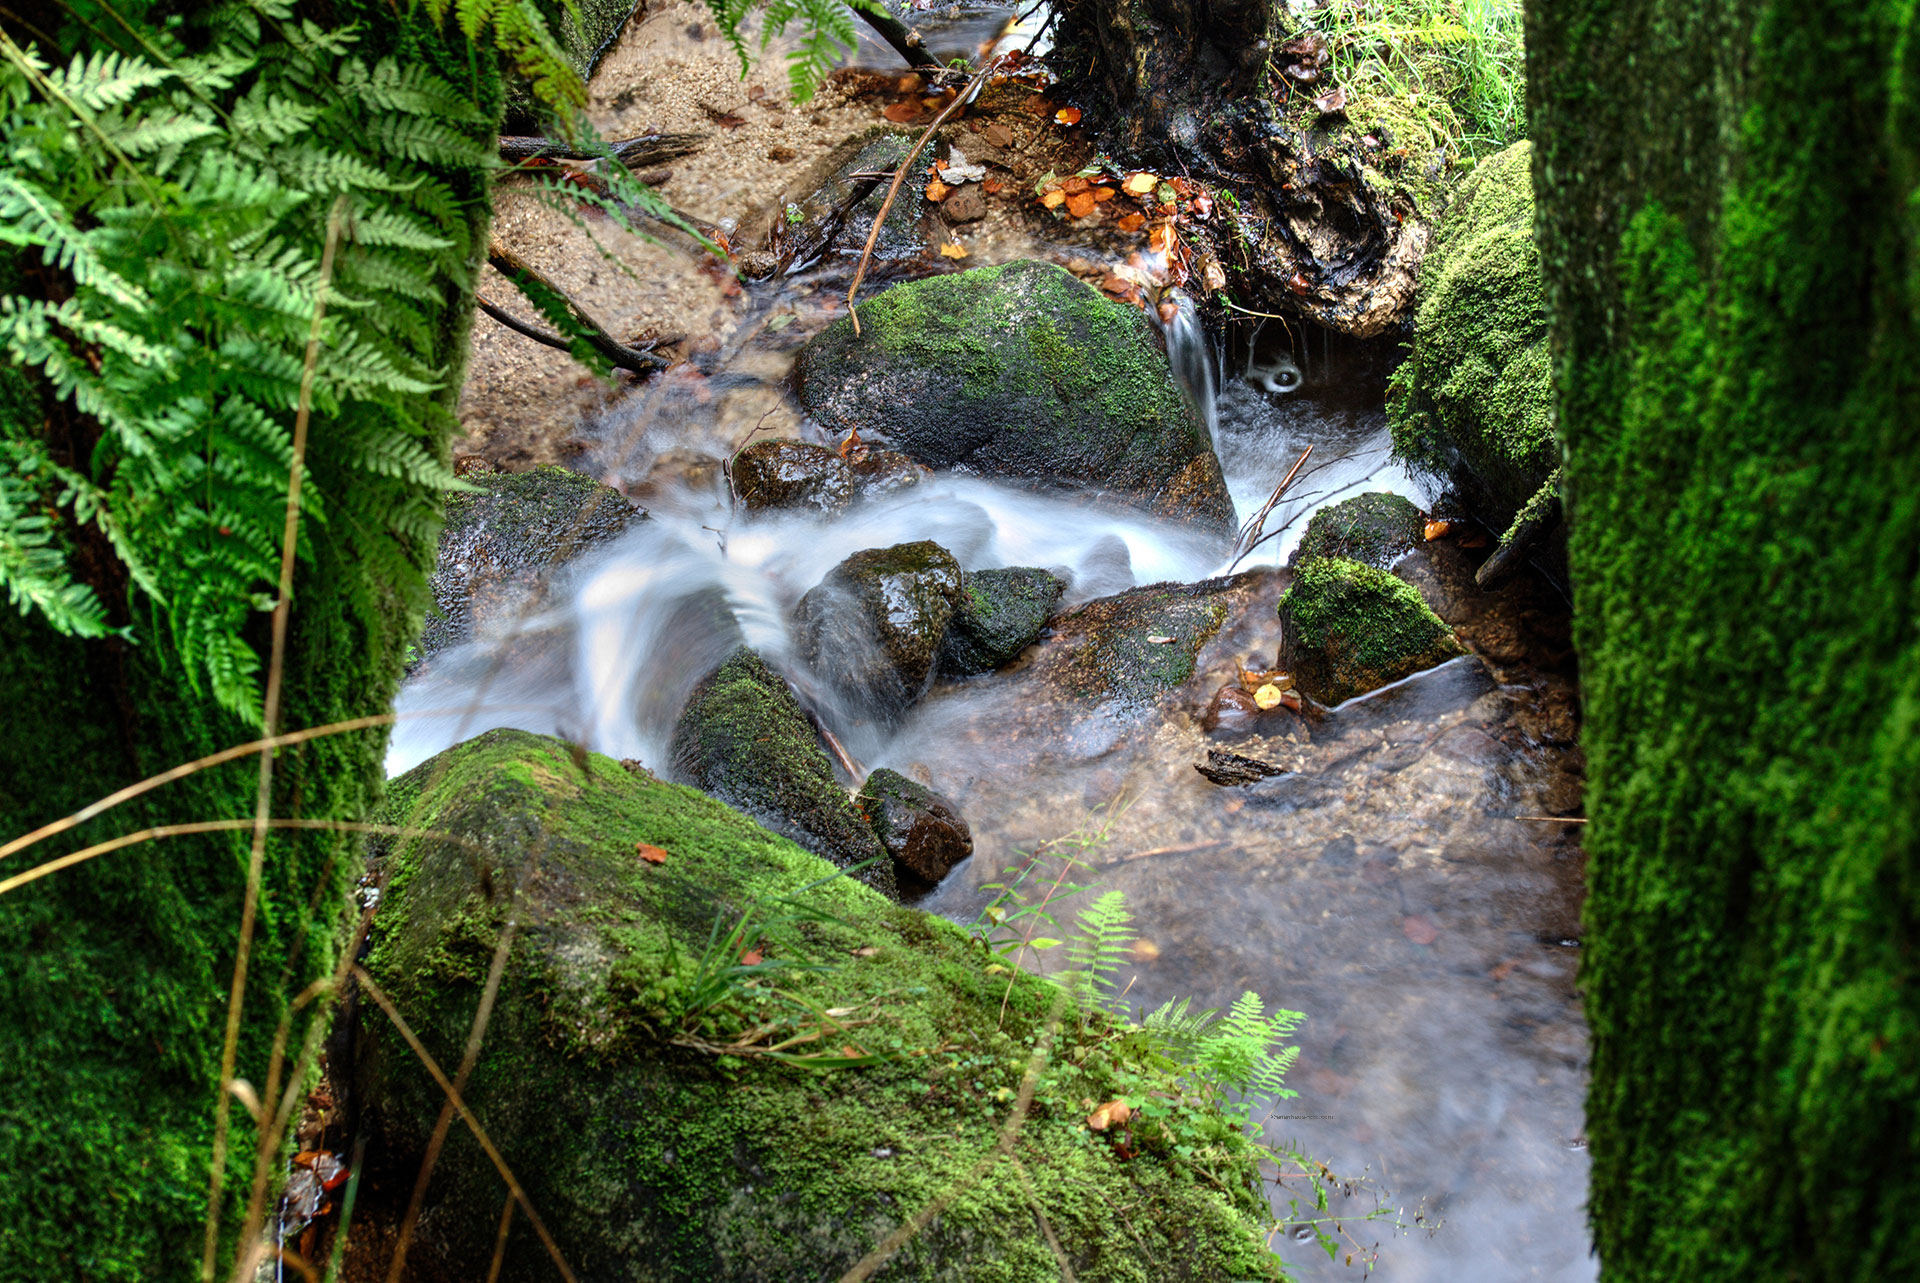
[939,566,1066,676]
[791,541,964,724]
[355,729,1283,1282]
[793,260,1237,533]
[1388,142,1555,532]
[668,647,893,896]
[1280,557,1465,705]
[419,465,643,666]
[1290,492,1425,570]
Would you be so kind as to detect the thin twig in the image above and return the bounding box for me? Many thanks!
[847,55,1006,334]
[1092,839,1226,870]
[205,195,346,1281]
[484,1196,516,1283]
[856,5,941,68]
[1229,445,1313,570]
[487,239,669,373]
[353,968,580,1283]
[817,721,865,786]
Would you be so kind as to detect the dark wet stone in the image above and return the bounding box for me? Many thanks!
[731,439,930,516]
[792,541,964,724]
[1195,749,1288,787]
[1028,574,1259,712]
[1291,492,1425,569]
[668,647,893,896]
[1200,684,1260,737]
[793,260,1236,533]
[418,465,644,668]
[942,185,987,223]
[1279,557,1465,705]
[857,768,972,885]
[939,566,1065,677]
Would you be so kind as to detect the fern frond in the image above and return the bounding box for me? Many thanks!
[46,49,173,112]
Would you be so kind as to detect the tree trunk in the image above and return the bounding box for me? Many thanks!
[1529,2,1920,1277]
[0,7,500,1279]
[1052,0,1428,336]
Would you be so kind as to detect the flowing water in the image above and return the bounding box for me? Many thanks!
[394,249,1592,1278]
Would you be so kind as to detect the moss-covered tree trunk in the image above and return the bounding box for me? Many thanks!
[0,7,500,1280]
[1528,2,1920,1277]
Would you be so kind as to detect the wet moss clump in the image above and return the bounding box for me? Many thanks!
[356,729,1284,1282]
[1388,141,1555,530]
[939,566,1066,677]
[1279,558,1464,705]
[793,260,1236,533]
[1290,492,1425,570]
[1039,578,1246,710]
[668,647,893,896]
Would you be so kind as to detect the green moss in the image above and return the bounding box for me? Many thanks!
[1279,557,1464,705]
[1497,468,1560,548]
[794,261,1235,533]
[1531,3,1920,1276]
[357,729,1284,1281]
[1388,140,1556,528]
[1044,579,1238,709]
[939,566,1066,677]
[1291,492,1425,569]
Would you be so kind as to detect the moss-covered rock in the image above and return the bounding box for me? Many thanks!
[794,260,1236,533]
[668,647,892,896]
[1279,557,1465,705]
[856,768,973,887]
[1388,141,1555,530]
[939,566,1067,677]
[354,728,1284,1282]
[792,541,964,724]
[1290,492,1425,570]
[419,465,643,666]
[1031,577,1249,712]
[730,438,928,516]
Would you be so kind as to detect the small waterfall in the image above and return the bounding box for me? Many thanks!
[1156,288,1218,443]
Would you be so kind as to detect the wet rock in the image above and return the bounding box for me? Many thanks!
[417,465,644,668]
[356,729,1277,1281]
[1388,142,1561,581]
[669,647,893,896]
[1200,684,1260,736]
[938,566,1066,677]
[1030,574,1255,712]
[777,128,935,272]
[1072,533,1136,599]
[1279,557,1466,705]
[1195,749,1288,787]
[792,541,964,723]
[1291,492,1425,570]
[942,184,987,223]
[730,439,930,516]
[856,768,972,885]
[793,260,1236,533]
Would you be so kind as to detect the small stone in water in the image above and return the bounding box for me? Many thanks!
[1201,684,1259,735]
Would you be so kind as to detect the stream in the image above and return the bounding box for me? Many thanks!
[391,9,1595,1277]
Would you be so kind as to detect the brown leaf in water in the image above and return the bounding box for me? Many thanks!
[1024,94,1052,116]
[925,178,953,202]
[1117,212,1146,233]
[1423,519,1453,541]
[636,842,670,865]
[1148,222,1174,253]
[1087,1099,1132,1131]
[1040,188,1067,210]
[1054,106,1083,126]
[1123,171,1159,196]
[1130,938,1161,962]
[1402,914,1440,946]
[984,122,1015,147]
[1065,191,1097,219]
[1061,175,1091,195]
[982,177,1004,194]
[1093,186,1117,202]
[883,99,922,123]
[1458,529,1493,548]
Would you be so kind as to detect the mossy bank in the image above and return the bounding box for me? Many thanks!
[354,729,1284,1282]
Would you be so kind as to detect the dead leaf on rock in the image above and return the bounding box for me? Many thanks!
[1054,106,1082,126]
[1123,171,1158,196]
[1040,188,1067,210]
[1065,190,1097,218]
[1253,683,1284,710]
[925,177,952,202]
[1424,519,1453,541]
[1313,87,1348,114]
[883,100,922,123]
[939,242,969,259]
[1402,914,1440,946]
[1087,1099,1132,1131]
[984,122,1015,147]
[635,842,670,865]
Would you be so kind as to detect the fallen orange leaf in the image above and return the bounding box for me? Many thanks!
[1148,221,1174,253]
[925,178,952,202]
[1424,519,1452,541]
[882,100,921,123]
[1093,186,1117,202]
[1116,212,1146,233]
[982,177,1003,194]
[939,242,969,259]
[1253,683,1284,710]
[739,947,764,965]
[635,842,670,865]
[1061,175,1091,195]
[1087,1099,1132,1131]
[1054,106,1082,125]
[1123,172,1158,196]
[1040,188,1067,210]
[1065,191,1097,219]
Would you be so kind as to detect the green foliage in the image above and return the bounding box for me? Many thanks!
[703,0,887,101]
[1308,0,1527,156]
[0,3,498,723]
